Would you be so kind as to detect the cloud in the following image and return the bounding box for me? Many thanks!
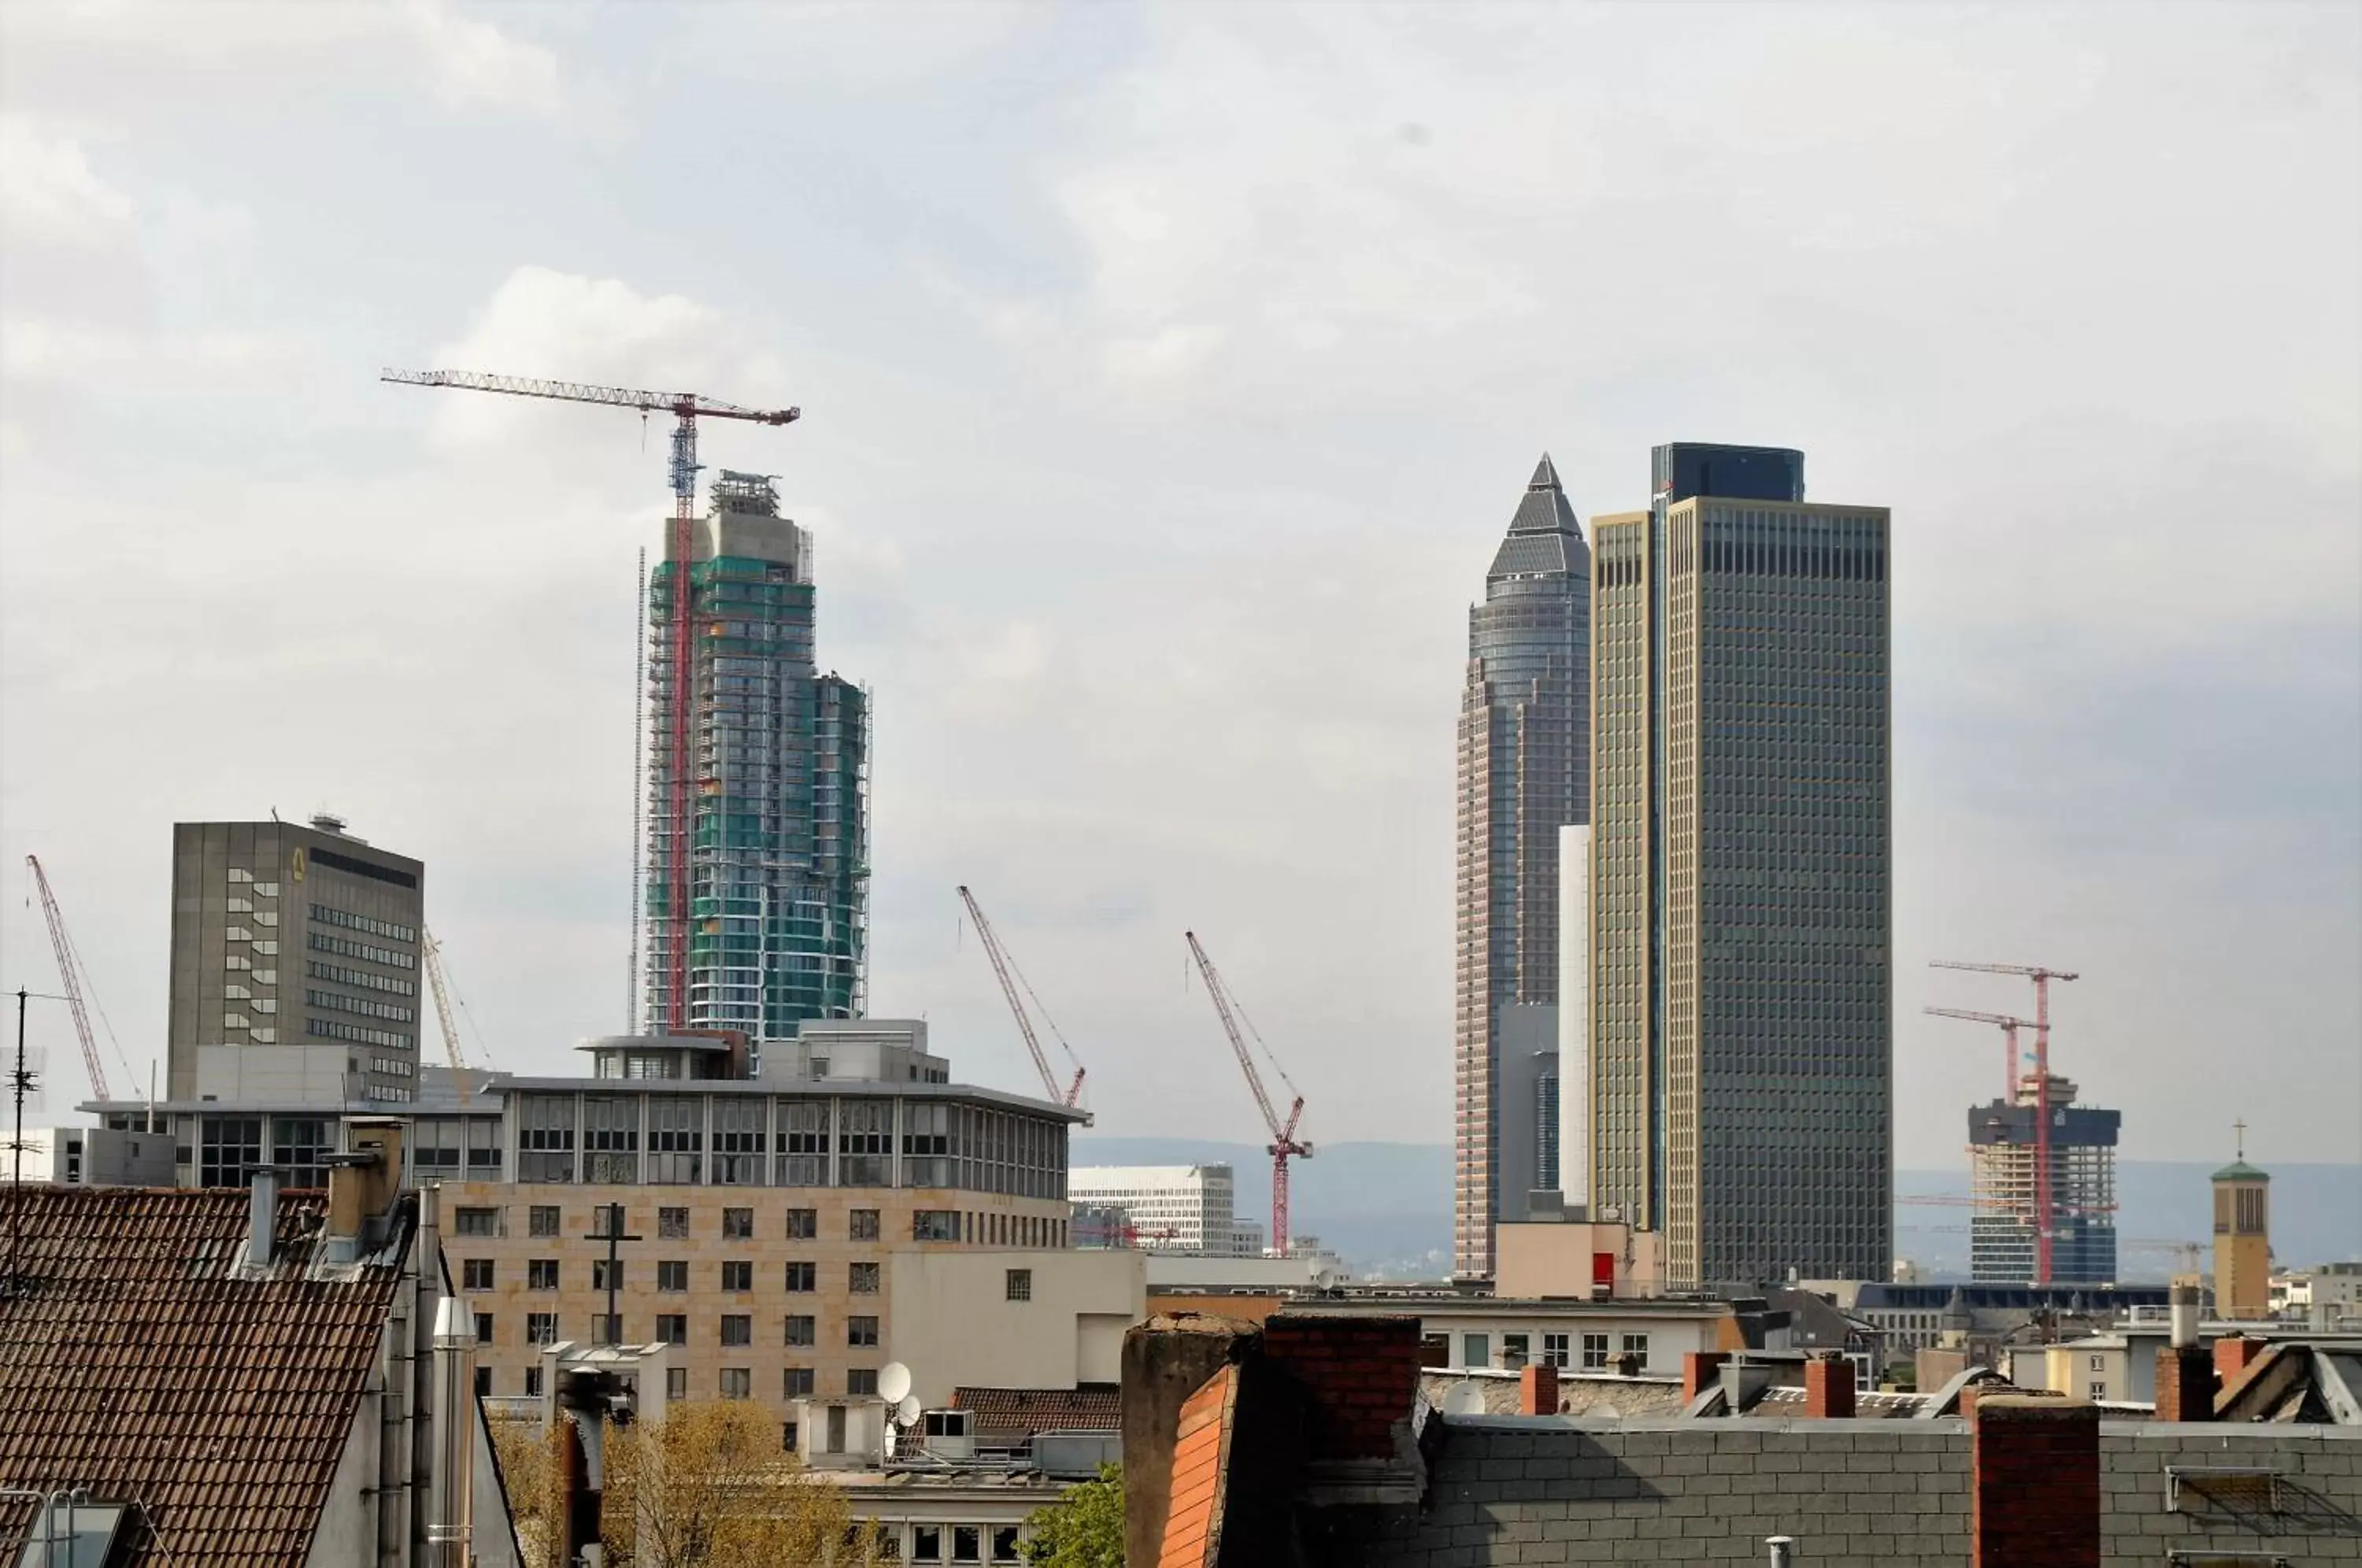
[0,115,135,250]
[402,0,563,114]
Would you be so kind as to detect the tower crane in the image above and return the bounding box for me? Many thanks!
[955,886,1086,1107]
[382,368,801,1034]
[422,927,479,1107]
[25,855,126,1102]
[1923,1007,2040,1103]
[1184,932,1312,1259]
[1931,960,2080,1285]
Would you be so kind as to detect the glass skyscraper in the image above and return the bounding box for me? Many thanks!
[1454,455,1590,1279]
[644,472,869,1040]
[1589,443,1890,1289]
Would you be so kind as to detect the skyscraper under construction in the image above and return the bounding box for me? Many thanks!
[643,471,868,1038]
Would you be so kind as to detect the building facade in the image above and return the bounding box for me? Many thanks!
[1589,443,1892,1289]
[2213,1152,2272,1319]
[644,471,870,1038]
[168,815,425,1108]
[1068,1164,1245,1255]
[1454,455,1591,1280]
[1967,1072,2120,1284]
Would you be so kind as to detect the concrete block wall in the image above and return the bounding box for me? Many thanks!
[2101,1425,2362,1564]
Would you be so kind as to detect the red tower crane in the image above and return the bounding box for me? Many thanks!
[1923,1006,2038,1102]
[957,886,1086,1108]
[383,368,801,1033]
[1931,960,2080,1284]
[1184,932,1312,1259]
[24,855,113,1100]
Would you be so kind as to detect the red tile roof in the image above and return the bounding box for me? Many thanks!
[0,1185,414,1566]
[952,1383,1121,1437]
[1157,1365,1237,1568]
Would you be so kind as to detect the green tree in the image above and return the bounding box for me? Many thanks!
[601,1400,853,1567]
[1023,1463,1124,1567]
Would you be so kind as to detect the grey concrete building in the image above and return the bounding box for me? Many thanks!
[168,815,424,1112]
[1588,443,1892,1289]
[1454,456,1590,1281]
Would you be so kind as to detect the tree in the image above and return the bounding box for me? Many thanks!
[600,1400,853,1568]
[1023,1464,1124,1568]
[489,1415,572,1568]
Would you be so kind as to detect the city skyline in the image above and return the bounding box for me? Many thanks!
[1,3,2355,1169]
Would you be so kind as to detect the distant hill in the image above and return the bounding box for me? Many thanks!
[1073,1136,2361,1280]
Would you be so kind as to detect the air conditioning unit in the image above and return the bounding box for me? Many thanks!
[921,1407,974,1461]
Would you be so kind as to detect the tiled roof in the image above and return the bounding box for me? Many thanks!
[1157,1365,1237,1568]
[952,1383,1120,1437]
[0,1185,413,1566]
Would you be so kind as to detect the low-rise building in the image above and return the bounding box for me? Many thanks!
[1068,1163,1249,1254]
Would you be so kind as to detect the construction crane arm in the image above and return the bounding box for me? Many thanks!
[957,887,1068,1105]
[1185,931,1290,1141]
[423,928,471,1106]
[26,856,107,1100]
[380,368,800,425]
[1923,1008,2038,1026]
[1929,960,2080,981]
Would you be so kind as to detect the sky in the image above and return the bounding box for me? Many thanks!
[1,2,2356,1173]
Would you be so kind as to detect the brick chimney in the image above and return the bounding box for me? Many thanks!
[2155,1283,2212,1422]
[1519,1363,1560,1416]
[2212,1332,2266,1390]
[1971,1395,2100,1568]
[1803,1351,1856,1418]
[1683,1351,1728,1402]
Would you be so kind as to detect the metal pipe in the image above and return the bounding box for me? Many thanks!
[1766,1537,1796,1567]
[429,1292,477,1566]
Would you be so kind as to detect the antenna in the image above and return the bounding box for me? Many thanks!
[895,1393,922,1426]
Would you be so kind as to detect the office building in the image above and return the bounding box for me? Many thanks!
[643,470,869,1038]
[1068,1163,1248,1255]
[167,815,424,1108]
[1967,1072,2120,1284]
[1587,442,1891,1289]
[1454,455,1592,1279]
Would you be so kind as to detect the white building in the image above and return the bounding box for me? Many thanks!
[1068,1163,1249,1254]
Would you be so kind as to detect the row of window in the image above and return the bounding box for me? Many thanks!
[305,987,416,1025]
[307,960,416,997]
[1461,1330,1651,1372]
[309,930,416,971]
[310,903,417,944]
[306,1017,413,1050]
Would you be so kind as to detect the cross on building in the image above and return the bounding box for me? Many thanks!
[585,1202,641,1344]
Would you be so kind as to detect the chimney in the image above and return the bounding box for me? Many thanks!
[1614,1350,1642,1378]
[1971,1395,2100,1568]
[2154,1344,2214,1422]
[2212,1332,2266,1392]
[327,1119,407,1260]
[246,1167,280,1268]
[1804,1351,1857,1419]
[2168,1281,2201,1349]
[1519,1362,1560,1416]
[429,1296,478,1564]
[1683,1352,1728,1403]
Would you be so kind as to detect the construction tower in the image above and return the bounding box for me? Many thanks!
[1966,1072,2121,1285]
[642,471,869,1037]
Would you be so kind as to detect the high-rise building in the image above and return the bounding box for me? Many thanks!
[643,472,870,1039]
[1967,1073,2121,1284]
[168,815,424,1109]
[1587,443,1891,1289]
[1453,456,1592,1280]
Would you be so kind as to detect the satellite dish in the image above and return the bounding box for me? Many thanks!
[897,1393,923,1426]
[1442,1380,1486,1417]
[878,1362,913,1405]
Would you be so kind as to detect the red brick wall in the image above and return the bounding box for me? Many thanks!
[1260,1315,1422,1461]
[1805,1353,1856,1419]
[1683,1351,1727,1402]
[2153,1345,2215,1422]
[1971,1395,2100,1568]
[2213,1333,2266,1391]
[1520,1363,1560,1416]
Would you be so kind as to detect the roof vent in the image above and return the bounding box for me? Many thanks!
[309,812,348,835]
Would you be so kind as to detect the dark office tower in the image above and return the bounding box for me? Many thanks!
[1454,455,1591,1280]
[643,472,870,1039]
[1589,443,1890,1289]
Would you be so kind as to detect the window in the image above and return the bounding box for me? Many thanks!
[838,1099,890,1186]
[720,1368,751,1400]
[848,1315,879,1347]
[1501,1333,1530,1370]
[1542,1333,1570,1368]
[902,1101,953,1187]
[1005,1269,1031,1303]
[475,1365,491,1397]
[721,1314,752,1347]
[520,1098,576,1184]
[2089,1381,2107,1400]
[1462,1333,1489,1368]
[848,1367,879,1396]
[475,1311,494,1344]
[666,1367,687,1400]
[198,1115,264,1187]
[462,1259,494,1291]
[912,1526,943,1563]
[777,1100,828,1185]
[529,1204,561,1237]
[783,1367,815,1397]
[593,1259,624,1292]
[990,1525,1021,1565]
[657,1315,687,1345]
[953,1525,982,1564]
[455,1207,502,1238]
[714,1097,767,1185]
[782,1422,799,1453]
[525,1366,544,1397]
[2089,1355,2106,1372]
[785,1207,818,1239]
[528,1259,559,1290]
[913,1210,961,1242]
[1621,1333,1650,1366]
[649,1096,702,1183]
[659,1206,690,1238]
[1581,1333,1611,1370]
[851,1263,881,1295]
[723,1207,753,1239]
[850,1208,881,1241]
[827,1403,849,1452]
[785,1261,816,1292]
[527,1313,557,1345]
[583,1096,640,1184]
[273,1118,331,1185]
[650,1259,685,1292]
[786,1315,816,1347]
[721,1261,753,1292]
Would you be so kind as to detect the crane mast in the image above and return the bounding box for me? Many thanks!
[382,367,800,1035]
[423,928,476,1107]
[1185,931,1311,1258]
[25,856,109,1100]
[956,886,1086,1107]
[1931,960,2079,1285]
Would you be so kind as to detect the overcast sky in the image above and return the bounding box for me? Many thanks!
[2,2,2356,1174]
